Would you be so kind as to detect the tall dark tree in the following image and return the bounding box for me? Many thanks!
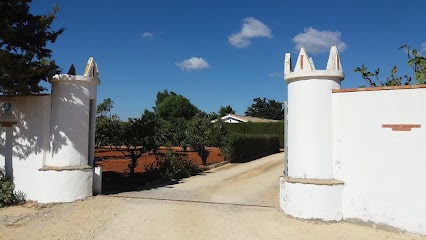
[218,105,235,117]
[245,97,284,120]
[155,90,199,121]
[0,0,64,95]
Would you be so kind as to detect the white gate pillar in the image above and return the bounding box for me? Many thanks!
[280,46,345,221]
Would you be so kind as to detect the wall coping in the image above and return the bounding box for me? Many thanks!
[39,165,93,172]
[283,176,344,186]
[332,84,426,93]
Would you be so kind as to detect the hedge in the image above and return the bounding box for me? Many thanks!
[222,133,280,163]
[225,121,284,148]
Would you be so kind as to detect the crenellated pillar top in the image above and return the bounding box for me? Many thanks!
[284,46,344,83]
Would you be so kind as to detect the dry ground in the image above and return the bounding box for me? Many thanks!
[0,152,425,240]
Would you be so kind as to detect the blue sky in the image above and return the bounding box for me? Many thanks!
[30,0,426,119]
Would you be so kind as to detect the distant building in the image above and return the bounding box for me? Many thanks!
[218,114,280,123]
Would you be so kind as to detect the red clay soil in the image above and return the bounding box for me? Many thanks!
[95,146,225,174]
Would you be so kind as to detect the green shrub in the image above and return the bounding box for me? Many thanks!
[226,122,284,148]
[145,150,201,180]
[222,133,280,163]
[0,168,24,207]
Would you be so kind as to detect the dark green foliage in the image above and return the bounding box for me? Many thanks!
[96,98,114,117]
[0,168,24,207]
[0,0,64,95]
[155,90,199,121]
[209,117,229,148]
[222,134,280,163]
[114,110,161,176]
[245,97,284,120]
[170,118,189,151]
[218,105,235,117]
[187,113,211,165]
[226,121,284,148]
[145,150,200,180]
[95,98,121,149]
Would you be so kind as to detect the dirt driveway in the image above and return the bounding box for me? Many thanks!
[0,153,425,240]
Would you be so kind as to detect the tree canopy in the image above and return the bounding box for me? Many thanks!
[114,110,161,175]
[155,89,199,121]
[245,97,284,120]
[218,105,235,117]
[0,0,64,95]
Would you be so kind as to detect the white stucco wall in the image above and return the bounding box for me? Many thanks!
[0,93,97,203]
[332,87,426,235]
[280,178,344,221]
[287,79,340,179]
[0,95,51,200]
[48,75,99,167]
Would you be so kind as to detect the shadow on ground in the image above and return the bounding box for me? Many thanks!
[101,171,210,195]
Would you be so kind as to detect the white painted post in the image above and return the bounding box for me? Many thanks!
[48,60,100,167]
[280,46,345,221]
[284,46,344,179]
[93,165,102,195]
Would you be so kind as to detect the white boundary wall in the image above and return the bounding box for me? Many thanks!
[280,46,426,236]
[332,86,426,234]
[0,58,100,203]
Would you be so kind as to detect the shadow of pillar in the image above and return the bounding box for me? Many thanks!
[5,127,13,179]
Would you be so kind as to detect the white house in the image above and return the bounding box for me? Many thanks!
[219,114,280,123]
[280,46,426,235]
[0,58,101,203]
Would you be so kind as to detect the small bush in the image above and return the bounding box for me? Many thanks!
[0,168,25,207]
[145,150,201,180]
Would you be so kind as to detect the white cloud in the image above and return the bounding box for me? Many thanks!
[268,72,283,78]
[176,57,210,71]
[293,27,346,54]
[421,42,426,53]
[228,17,272,48]
[142,32,154,40]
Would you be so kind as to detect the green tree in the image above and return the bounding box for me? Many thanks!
[354,45,426,87]
[187,113,211,165]
[96,97,114,118]
[154,89,176,113]
[0,0,64,95]
[218,105,235,117]
[209,116,229,148]
[113,110,161,176]
[155,91,199,121]
[245,97,284,120]
[95,98,120,149]
[170,117,189,151]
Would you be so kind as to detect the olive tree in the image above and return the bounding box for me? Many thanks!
[186,113,211,165]
[113,110,161,176]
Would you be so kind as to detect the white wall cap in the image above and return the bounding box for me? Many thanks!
[49,74,100,85]
[285,70,344,83]
[284,46,344,83]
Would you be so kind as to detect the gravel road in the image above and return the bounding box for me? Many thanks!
[0,152,424,240]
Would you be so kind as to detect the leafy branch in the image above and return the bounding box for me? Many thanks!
[354,45,426,87]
